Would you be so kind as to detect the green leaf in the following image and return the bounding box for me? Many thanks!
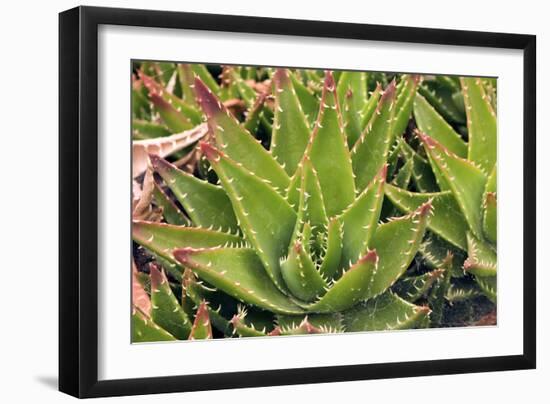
[132,81,151,120]
[269,319,323,335]
[393,75,420,139]
[413,93,468,157]
[188,301,213,340]
[243,93,267,135]
[445,283,482,303]
[174,247,305,315]
[341,87,364,148]
[191,64,220,94]
[132,221,243,266]
[229,67,257,107]
[152,182,191,226]
[176,64,199,107]
[418,83,465,124]
[384,184,469,250]
[476,276,497,303]
[360,83,382,130]
[230,312,269,337]
[419,233,467,278]
[464,232,497,277]
[132,119,171,140]
[339,165,386,266]
[132,308,176,342]
[351,80,397,192]
[392,159,413,189]
[149,92,194,132]
[182,270,235,335]
[276,313,344,334]
[461,77,497,173]
[218,66,240,101]
[428,253,453,327]
[368,202,432,297]
[271,69,312,176]
[303,250,378,313]
[150,265,192,339]
[307,71,356,217]
[393,268,445,302]
[292,157,329,230]
[202,143,297,292]
[281,241,328,302]
[483,166,497,244]
[194,78,290,193]
[397,138,438,192]
[139,71,202,126]
[336,71,368,115]
[150,155,239,232]
[418,132,487,239]
[318,218,343,281]
[344,291,430,332]
[290,72,319,127]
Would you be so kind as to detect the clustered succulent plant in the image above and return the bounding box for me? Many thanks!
[131,62,497,342]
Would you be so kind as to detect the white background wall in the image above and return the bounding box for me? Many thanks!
[0,0,545,402]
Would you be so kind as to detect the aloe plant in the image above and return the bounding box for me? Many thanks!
[131,63,497,341]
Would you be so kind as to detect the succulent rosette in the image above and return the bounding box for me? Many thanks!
[131,63,497,341]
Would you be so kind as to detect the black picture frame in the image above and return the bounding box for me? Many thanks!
[59,5,536,398]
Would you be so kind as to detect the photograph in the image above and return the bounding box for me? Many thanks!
[131,62,498,343]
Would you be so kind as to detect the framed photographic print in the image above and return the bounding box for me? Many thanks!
[59,6,536,398]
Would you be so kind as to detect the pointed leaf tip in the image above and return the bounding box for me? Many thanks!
[273,68,291,88]
[324,70,336,91]
[415,130,436,148]
[173,247,195,264]
[381,79,397,102]
[149,262,164,288]
[463,259,475,272]
[194,77,223,117]
[418,200,433,217]
[148,153,161,167]
[415,305,431,315]
[137,70,160,95]
[360,249,379,264]
[199,141,221,161]
[380,163,389,178]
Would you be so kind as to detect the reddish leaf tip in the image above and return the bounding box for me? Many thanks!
[149,263,164,289]
[229,314,242,326]
[273,68,290,88]
[379,163,388,179]
[173,247,195,264]
[268,327,282,336]
[324,70,336,92]
[463,258,474,271]
[429,268,446,279]
[381,79,397,102]
[360,249,378,264]
[415,305,431,314]
[137,70,154,88]
[149,92,170,109]
[194,77,223,117]
[148,153,164,169]
[411,74,422,85]
[199,141,222,162]
[418,201,433,217]
[300,319,321,334]
[486,192,497,204]
[416,130,437,147]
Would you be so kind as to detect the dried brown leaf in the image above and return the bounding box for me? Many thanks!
[132,123,207,177]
